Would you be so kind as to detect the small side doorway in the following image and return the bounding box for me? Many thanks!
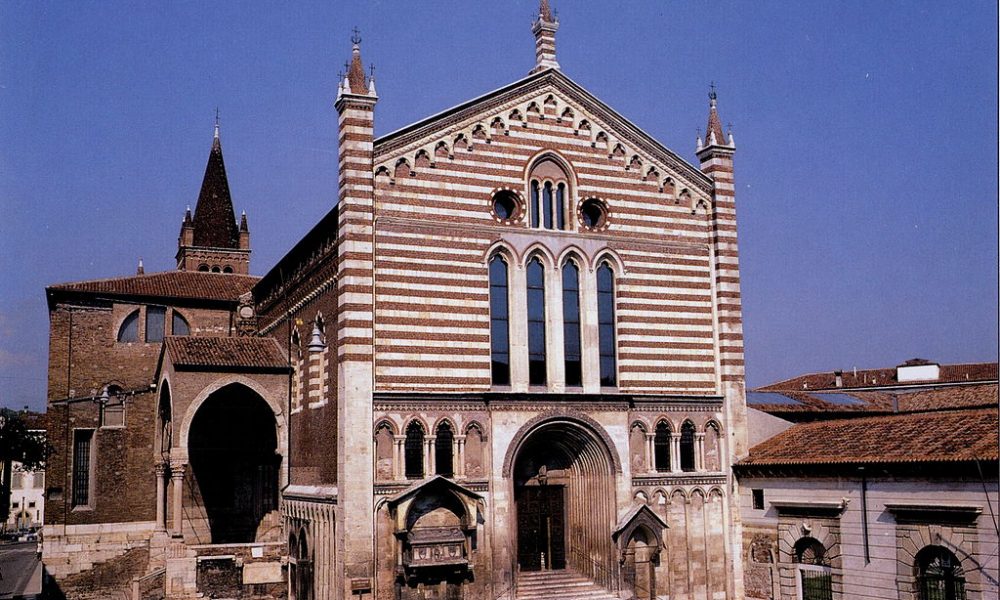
[516,485,566,571]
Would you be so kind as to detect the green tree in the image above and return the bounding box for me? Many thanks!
[0,408,52,525]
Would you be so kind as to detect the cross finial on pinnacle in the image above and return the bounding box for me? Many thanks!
[709,81,717,101]
[351,26,362,46]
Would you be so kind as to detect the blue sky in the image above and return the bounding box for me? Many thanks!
[1,1,997,411]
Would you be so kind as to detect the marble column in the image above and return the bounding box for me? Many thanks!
[670,434,682,473]
[393,435,406,480]
[170,463,186,537]
[455,435,467,478]
[695,433,706,472]
[645,433,656,473]
[425,436,436,477]
[154,463,167,532]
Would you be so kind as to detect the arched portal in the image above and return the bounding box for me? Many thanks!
[511,418,617,583]
[188,383,280,543]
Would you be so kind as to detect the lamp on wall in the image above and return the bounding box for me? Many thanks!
[307,322,326,353]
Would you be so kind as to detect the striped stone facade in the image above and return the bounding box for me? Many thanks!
[265,8,750,598]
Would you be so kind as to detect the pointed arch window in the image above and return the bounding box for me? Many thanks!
[654,422,671,472]
[680,421,697,472]
[404,421,425,479]
[597,262,617,386]
[489,256,511,386]
[435,422,454,477]
[526,258,547,386]
[562,260,582,387]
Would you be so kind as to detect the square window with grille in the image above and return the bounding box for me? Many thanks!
[752,488,764,510]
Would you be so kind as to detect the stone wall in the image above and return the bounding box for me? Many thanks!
[739,475,1000,600]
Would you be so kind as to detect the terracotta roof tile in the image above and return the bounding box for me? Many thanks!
[740,407,999,466]
[759,362,997,391]
[164,336,288,371]
[749,384,997,418]
[48,270,258,303]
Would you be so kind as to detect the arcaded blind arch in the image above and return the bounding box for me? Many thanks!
[704,422,722,471]
[489,255,511,386]
[562,260,582,387]
[374,423,394,481]
[528,157,571,231]
[435,421,454,477]
[526,257,547,386]
[596,261,617,386]
[404,421,425,479]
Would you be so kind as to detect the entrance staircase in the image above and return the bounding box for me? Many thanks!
[515,570,617,600]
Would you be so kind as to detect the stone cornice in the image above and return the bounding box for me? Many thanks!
[631,473,727,488]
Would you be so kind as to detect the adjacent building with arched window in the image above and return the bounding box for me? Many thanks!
[736,360,999,600]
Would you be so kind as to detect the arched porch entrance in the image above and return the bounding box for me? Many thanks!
[188,383,280,543]
[508,417,619,586]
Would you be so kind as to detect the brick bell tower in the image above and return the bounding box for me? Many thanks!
[333,28,378,597]
[176,118,251,274]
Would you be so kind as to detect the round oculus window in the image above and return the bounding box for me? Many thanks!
[580,198,608,229]
[491,190,520,221]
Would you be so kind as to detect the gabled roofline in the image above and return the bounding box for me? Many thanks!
[374,68,713,192]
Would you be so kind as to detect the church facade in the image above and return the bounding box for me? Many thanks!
[43,4,750,599]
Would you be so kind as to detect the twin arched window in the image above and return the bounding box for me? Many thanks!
[489,254,617,388]
[403,420,456,480]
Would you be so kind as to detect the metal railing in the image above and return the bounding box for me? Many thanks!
[569,547,615,592]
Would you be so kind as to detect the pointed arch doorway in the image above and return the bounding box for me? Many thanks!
[508,416,619,582]
[187,383,280,543]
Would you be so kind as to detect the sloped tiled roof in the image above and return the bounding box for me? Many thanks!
[48,271,258,303]
[748,383,997,418]
[164,336,288,371]
[759,362,997,392]
[739,407,998,467]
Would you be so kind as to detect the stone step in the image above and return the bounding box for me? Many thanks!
[515,569,617,600]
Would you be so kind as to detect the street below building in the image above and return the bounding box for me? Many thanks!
[0,542,41,599]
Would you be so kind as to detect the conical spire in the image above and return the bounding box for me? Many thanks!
[539,0,553,21]
[705,83,727,148]
[192,120,240,249]
[347,27,368,94]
